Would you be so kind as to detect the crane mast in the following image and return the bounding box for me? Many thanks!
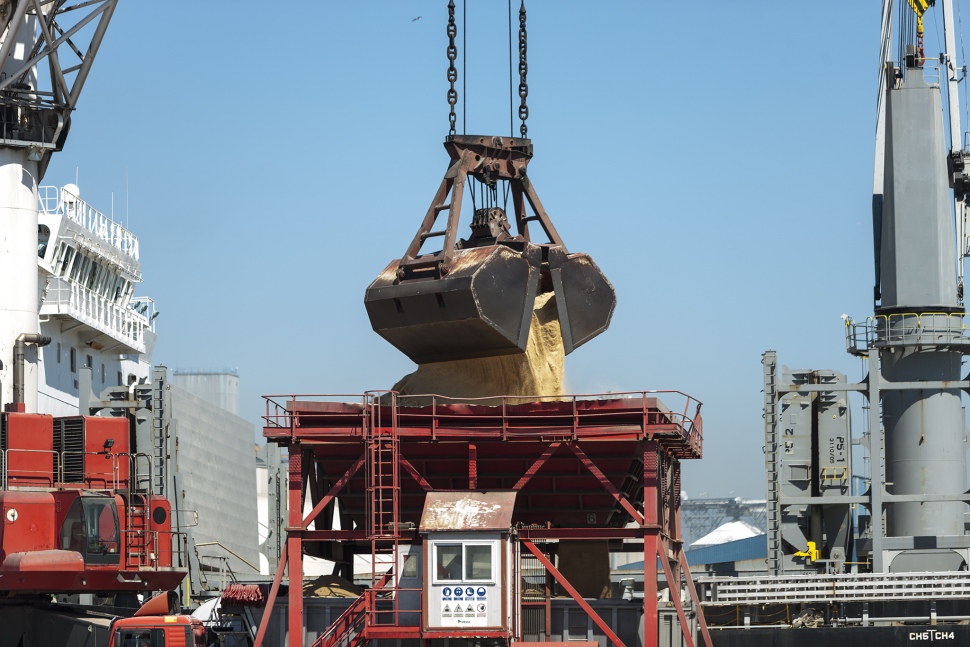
[0,0,117,412]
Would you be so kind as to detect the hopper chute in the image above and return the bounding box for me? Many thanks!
[364,135,615,363]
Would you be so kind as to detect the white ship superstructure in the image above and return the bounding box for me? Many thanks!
[35,184,155,415]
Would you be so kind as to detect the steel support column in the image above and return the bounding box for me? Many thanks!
[642,443,659,646]
[287,448,304,647]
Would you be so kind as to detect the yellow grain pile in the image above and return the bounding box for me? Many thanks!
[392,291,565,403]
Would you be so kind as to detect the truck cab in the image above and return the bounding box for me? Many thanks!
[110,615,206,647]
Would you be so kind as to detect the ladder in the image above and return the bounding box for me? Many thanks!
[125,492,153,568]
[364,392,401,587]
[150,367,169,496]
[763,351,782,576]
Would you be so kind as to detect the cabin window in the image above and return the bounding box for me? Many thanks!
[59,496,120,565]
[433,541,496,584]
[56,342,61,364]
[70,348,76,373]
[86,354,93,369]
[117,371,123,386]
[435,544,463,581]
[101,363,105,384]
[37,224,50,258]
[465,544,493,580]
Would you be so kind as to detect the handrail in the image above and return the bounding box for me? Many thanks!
[313,593,369,647]
[263,390,703,452]
[845,311,970,355]
[40,277,151,351]
[39,186,140,261]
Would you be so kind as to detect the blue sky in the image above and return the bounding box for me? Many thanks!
[42,1,945,499]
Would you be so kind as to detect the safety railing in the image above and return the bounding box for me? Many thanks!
[0,107,60,147]
[38,186,140,261]
[364,587,423,630]
[314,593,369,647]
[1,448,56,488]
[120,528,186,571]
[1,448,156,492]
[40,277,151,352]
[844,312,970,356]
[698,571,970,605]
[263,390,703,455]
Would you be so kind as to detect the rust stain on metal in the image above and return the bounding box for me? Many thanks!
[419,491,516,531]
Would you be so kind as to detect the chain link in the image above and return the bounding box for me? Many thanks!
[447,0,458,136]
[518,1,528,138]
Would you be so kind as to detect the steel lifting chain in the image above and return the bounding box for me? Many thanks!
[518,1,529,138]
[447,0,458,136]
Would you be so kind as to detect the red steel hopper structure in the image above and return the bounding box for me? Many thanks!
[256,391,713,647]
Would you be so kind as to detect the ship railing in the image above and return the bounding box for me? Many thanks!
[264,391,703,453]
[698,571,970,605]
[38,186,139,261]
[844,312,970,356]
[41,277,150,352]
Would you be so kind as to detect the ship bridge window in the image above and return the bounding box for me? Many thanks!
[37,225,50,258]
[86,261,100,290]
[72,255,88,282]
[58,496,120,565]
[59,246,74,277]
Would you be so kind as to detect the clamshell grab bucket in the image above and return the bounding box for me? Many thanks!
[364,134,616,364]
[365,244,541,363]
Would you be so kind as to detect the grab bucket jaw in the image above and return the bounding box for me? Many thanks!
[365,244,541,363]
[548,248,616,354]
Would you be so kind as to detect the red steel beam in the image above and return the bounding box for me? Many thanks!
[677,544,714,647]
[399,454,433,491]
[569,442,644,525]
[642,529,659,647]
[287,449,304,647]
[642,442,658,526]
[521,540,626,647]
[513,441,561,490]
[252,544,287,647]
[469,443,477,489]
[301,454,365,530]
[656,534,696,647]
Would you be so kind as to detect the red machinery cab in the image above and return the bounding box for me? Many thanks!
[109,592,206,647]
[110,615,205,647]
[0,489,183,591]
